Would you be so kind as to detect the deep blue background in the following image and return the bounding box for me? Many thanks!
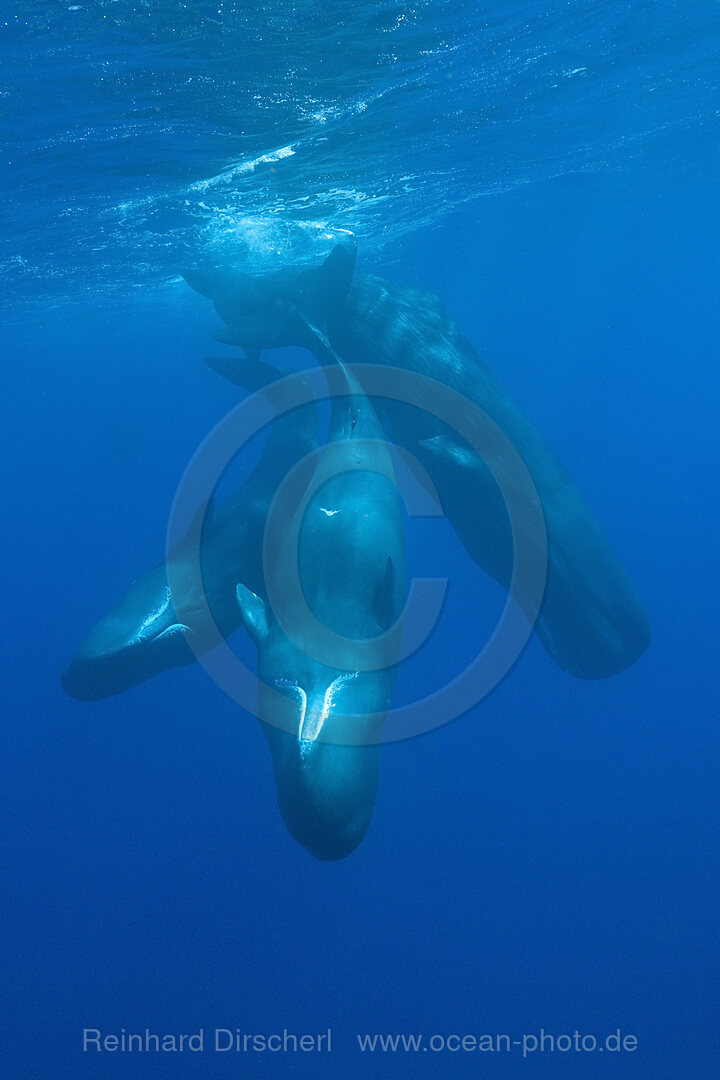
[2,3,719,1077]
[4,171,718,1079]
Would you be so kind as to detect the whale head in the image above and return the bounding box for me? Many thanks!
[235,579,399,861]
[61,563,197,701]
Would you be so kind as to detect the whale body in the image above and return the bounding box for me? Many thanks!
[61,359,404,859]
[235,363,405,860]
[184,241,650,679]
[61,384,316,701]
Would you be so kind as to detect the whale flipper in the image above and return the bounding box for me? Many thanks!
[235,583,270,643]
[420,433,476,469]
[203,354,285,392]
[213,325,252,347]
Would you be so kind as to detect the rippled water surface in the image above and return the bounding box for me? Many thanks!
[3,0,719,304]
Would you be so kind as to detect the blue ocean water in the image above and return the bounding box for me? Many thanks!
[2,1,719,1077]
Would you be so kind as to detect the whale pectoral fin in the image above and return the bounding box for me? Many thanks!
[420,433,475,469]
[213,325,248,347]
[203,354,285,392]
[236,584,270,644]
[373,556,397,631]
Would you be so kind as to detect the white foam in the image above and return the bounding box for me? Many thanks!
[189,144,296,192]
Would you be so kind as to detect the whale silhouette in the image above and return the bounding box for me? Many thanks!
[61,380,317,701]
[184,239,650,679]
[234,361,405,860]
[61,359,406,858]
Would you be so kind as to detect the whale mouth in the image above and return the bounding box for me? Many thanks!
[273,673,361,753]
[300,673,359,749]
[61,651,137,701]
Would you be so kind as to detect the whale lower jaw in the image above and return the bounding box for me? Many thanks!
[60,634,196,701]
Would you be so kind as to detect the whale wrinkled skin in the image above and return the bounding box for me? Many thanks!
[184,239,650,679]
[235,363,405,860]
